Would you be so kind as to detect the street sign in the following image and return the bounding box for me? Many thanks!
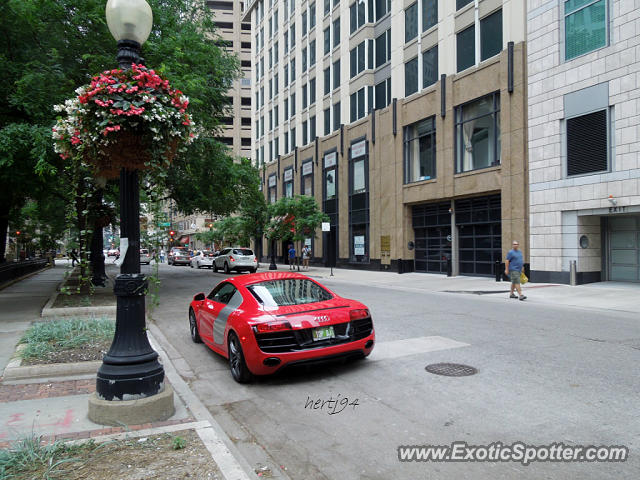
[159,222,171,227]
[322,222,330,232]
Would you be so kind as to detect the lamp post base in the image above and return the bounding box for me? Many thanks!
[88,383,174,426]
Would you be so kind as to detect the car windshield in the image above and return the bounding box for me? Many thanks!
[232,249,253,256]
[247,279,333,307]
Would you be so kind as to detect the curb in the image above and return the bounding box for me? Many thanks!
[41,304,117,319]
[2,360,102,381]
[147,325,255,480]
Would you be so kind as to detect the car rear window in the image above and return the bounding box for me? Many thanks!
[247,279,333,307]
[140,249,149,254]
[232,249,254,256]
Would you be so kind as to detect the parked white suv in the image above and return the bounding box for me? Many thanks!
[213,247,257,274]
[139,248,151,265]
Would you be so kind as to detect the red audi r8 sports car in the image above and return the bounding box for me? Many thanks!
[188,272,375,382]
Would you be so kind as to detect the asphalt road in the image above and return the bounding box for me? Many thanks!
[147,262,640,480]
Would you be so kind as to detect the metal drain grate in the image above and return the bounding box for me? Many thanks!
[425,363,478,377]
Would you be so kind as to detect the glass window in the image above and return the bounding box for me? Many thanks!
[326,169,336,199]
[375,30,391,67]
[324,67,331,95]
[302,47,308,71]
[310,40,316,66]
[324,0,331,15]
[324,107,331,135]
[353,158,366,193]
[310,3,316,29]
[404,116,436,183]
[457,0,473,9]
[284,98,289,120]
[303,120,309,144]
[457,25,475,72]
[375,0,390,21]
[350,41,366,78]
[291,93,296,116]
[422,0,437,31]
[208,282,237,303]
[324,27,331,54]
[310,115,316,139]
[290,23,295,48]
[350,87,366,122]
[481,9,502,61]
[405,57,418,96]
[290,58,296,81]
[302,11,308,36]
[405,3,418,43]
[310,78,316,104]
[423,45,438,88]
[303,172,313,195]
[350,0,366,33]
[333,101,341,131]
[565,0,607,60]
[291,127,296,149]
[375,77,391,109]
[284,64,288,84]
[248,279,332,307]
[455,93,501,173]
[566,109,608,176]
[302,84,308,109]
[284,31,289,53]
[333,18,341,48]
[333,59,341,90]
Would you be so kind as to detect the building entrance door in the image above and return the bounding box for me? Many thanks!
[608,216,640,282]
[412,202,451,274]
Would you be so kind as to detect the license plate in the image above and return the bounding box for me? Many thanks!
[312,326,335,341]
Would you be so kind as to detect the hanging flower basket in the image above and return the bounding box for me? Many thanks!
[53,64,197,178]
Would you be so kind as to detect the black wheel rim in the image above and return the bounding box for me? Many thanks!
[229,337,241,377]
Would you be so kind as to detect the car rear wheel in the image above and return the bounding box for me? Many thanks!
[228,333,253,383]
[189,309,202,343]
[212,262,218,272]
[224,262,230,274]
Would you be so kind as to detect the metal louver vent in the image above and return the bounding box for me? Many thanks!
[567,110,608,176]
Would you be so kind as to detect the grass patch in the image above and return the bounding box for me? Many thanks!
[0,435,92,480]
[19,318,115,362]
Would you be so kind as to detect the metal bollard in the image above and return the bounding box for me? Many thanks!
[569,260,577,286]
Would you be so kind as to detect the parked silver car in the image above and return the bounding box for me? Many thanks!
[213,247,257,274]
[190,250,215,269]
[140,248,151,265]
[168,246,191,265]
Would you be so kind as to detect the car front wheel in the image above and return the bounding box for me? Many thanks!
[212,262,218,272]
[228,333,253,383]
[189,309,202,343]
[224,262,230,274]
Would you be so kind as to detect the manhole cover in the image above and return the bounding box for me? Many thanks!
[425,363,478,377]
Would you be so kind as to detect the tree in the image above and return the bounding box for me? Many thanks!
[266,195,328,266]
[1,0,242,262]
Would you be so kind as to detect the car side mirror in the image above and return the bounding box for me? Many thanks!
[193,293,205,301]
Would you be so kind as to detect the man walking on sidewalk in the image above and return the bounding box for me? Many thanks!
[505,240,526,301]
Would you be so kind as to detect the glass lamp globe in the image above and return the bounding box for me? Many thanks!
[105,0,153,45]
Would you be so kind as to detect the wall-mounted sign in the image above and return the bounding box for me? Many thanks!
[284,168,293,181]
[324,152,337,168]
[322,222,331,232]
[268,175,276,187]
[351,140,366,159]
[302,161,313,176]
[380,235,391,255]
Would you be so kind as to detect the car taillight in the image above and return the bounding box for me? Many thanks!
[350,309,370,321]
[254,321,292,333]
[230,256,235,262]
[254,257,257,262]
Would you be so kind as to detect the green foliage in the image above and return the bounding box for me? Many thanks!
[0,434,87,479]
[266,195,329,242]
[19,317,115,361]
[171,436,187,450]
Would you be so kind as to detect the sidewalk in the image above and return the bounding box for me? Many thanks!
[273,262,640,314]
[0,263,253,480]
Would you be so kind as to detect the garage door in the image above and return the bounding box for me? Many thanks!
[609,216,640,282]
[412,202,451,274]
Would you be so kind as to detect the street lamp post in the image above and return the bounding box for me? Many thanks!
[269,238,277,270]
[96,0,164,401]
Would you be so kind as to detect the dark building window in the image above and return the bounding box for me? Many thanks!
[215,21,234,30]
[405,57,418,96]
[241,41,251,49]
[565,0,607,60]
[324,27,331,54]
[333,101,341,131]
[350,87,366,122]
[422,0,437,32]
[481,9,502,61]
[324,107,331,135]
[423,45,438,88]
[333,18,341,48]
[241,97,251,106]
[375,77,391,109]
[324,67,331,95]
[350,1,366,33]
[333,59,341,90]
[567,109,608,176]
[376,0,390,20]
[457,24,475,72]
[404,116,436,183]
[350,41,366,78]
[456,0,473,9]
[405,3,418,42]
[241,117,251,126]
[241,137,251,146]
[375,29,391,67]
[455,92,501,173]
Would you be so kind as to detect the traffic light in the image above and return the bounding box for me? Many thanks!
[15,231,20,236]
[169,230,175,236]
[208,223,213,229]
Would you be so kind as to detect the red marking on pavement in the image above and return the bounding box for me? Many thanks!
[5,413,24,427]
